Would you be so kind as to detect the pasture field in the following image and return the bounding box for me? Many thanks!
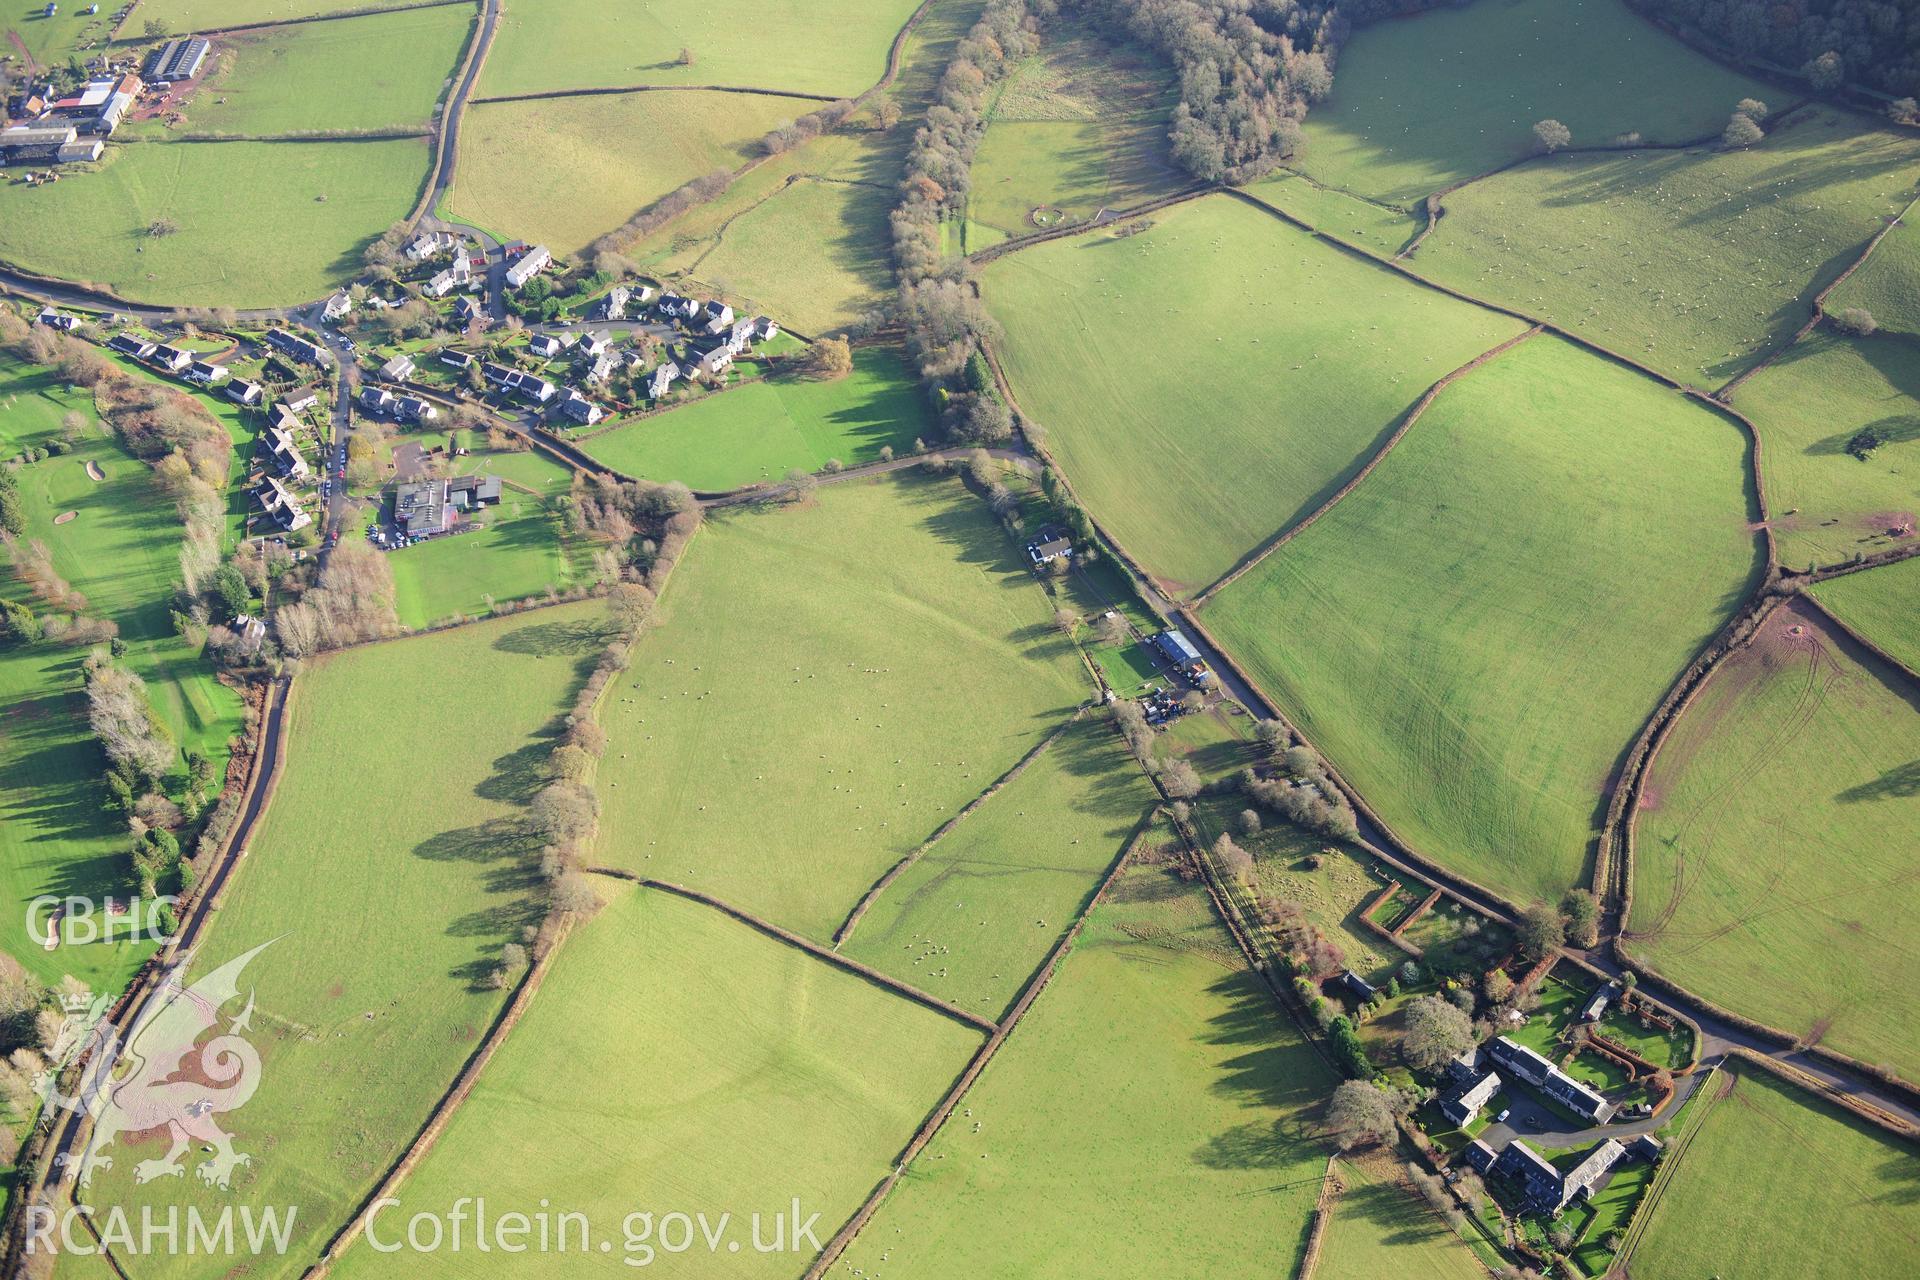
[1627,1065,1920,1280]
[387,478,588,628]
[627,129,896,334]
[1627,599,1920,1079]
[1246,832,1400,983]
[982,194,1527,593]
[0,139,429,306]
[838,859,1337,1276]
[967,21,1181,238]
[127,0,422,30]
[331,883,983,1280]
[1730,332,1920,569]
[74,604,613,1280]
[593,472,1088,940]
[477,0,921,98]
[449,92,797,256]
[1206,336,1764,904]
[1412,107,1920,384]
[1296,0,1774,205]
[578,346,931,490]
[842,715,1157,1020]
[1250,172,1422,257]
[1318,1154,1490,1280]
[1828,211,1920,338]
[1812,555,1920,676]
[152,5,471,135]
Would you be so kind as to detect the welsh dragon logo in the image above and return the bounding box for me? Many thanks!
[37,942,273,1190]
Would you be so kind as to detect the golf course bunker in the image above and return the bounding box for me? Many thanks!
[84,459,104,481]
[52,511,77,525]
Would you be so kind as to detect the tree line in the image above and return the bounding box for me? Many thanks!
[1634,0,1920,99]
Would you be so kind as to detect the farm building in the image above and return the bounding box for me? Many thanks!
[1491,1140,1563,1212]
[143,38,210,84]
[1439,1069,1503,1128]
[1487,1036,1615,1125]
[42,75,141,136]
[0,124,80,165]
[1153,629,1213,685]
[1341,970,1377,1002]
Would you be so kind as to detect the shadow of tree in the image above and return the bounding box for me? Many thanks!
[1835,759,1920,803]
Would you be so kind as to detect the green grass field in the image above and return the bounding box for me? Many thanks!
[387,477,588,629]
[1297,0,1775,205]
[72,604,613,1280]
[1730,332,1920,569]
[151,5,471,135]
[1247,836,1400,983]
[1627,1065,1920,1280]
[1412,107,1920,384]
[450,92,797,255]
[1812,555,1920,676]
[838,859,1337,1276]
[1828,203,1920,337]
[330,882,982,1279]
[968,22,1181,237]
[0,138,430,306]
[477,0,921,98]
[842,715,1157,1021]
[0,356,243,988]
[128,0,425,31]
[982,194,1527,593]
[578,347,931,490]
[593,472,1088,941]
[1250,172,1422,257]
[1627,599,1920,1079]
[1318,1154,1489,1280]
[1206,336,1764,903]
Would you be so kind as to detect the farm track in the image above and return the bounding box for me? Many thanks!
[831,712,1082,949]
[469,83,840,107]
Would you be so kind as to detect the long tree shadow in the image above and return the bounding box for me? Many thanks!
[1835,759,1920,804]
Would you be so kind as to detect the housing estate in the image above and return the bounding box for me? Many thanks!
[265,328,332,368]
[504,244,551,290]
[226,379,264,407]
[483,361,556,404]
[253,474,311,532]
[260,424,310,481]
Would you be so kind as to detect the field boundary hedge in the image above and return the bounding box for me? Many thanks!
[638,878,999,1033]
[183,0,471,40]
[831,711,1082,948]
[470,83,839,107]
[1716,187,1920,401]
[1190,323,1542,607]
[1612,1061,1725,1269]
[801,821,1147,1278]
[1295,1155,1344,1280]
[307,912,578,1276]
